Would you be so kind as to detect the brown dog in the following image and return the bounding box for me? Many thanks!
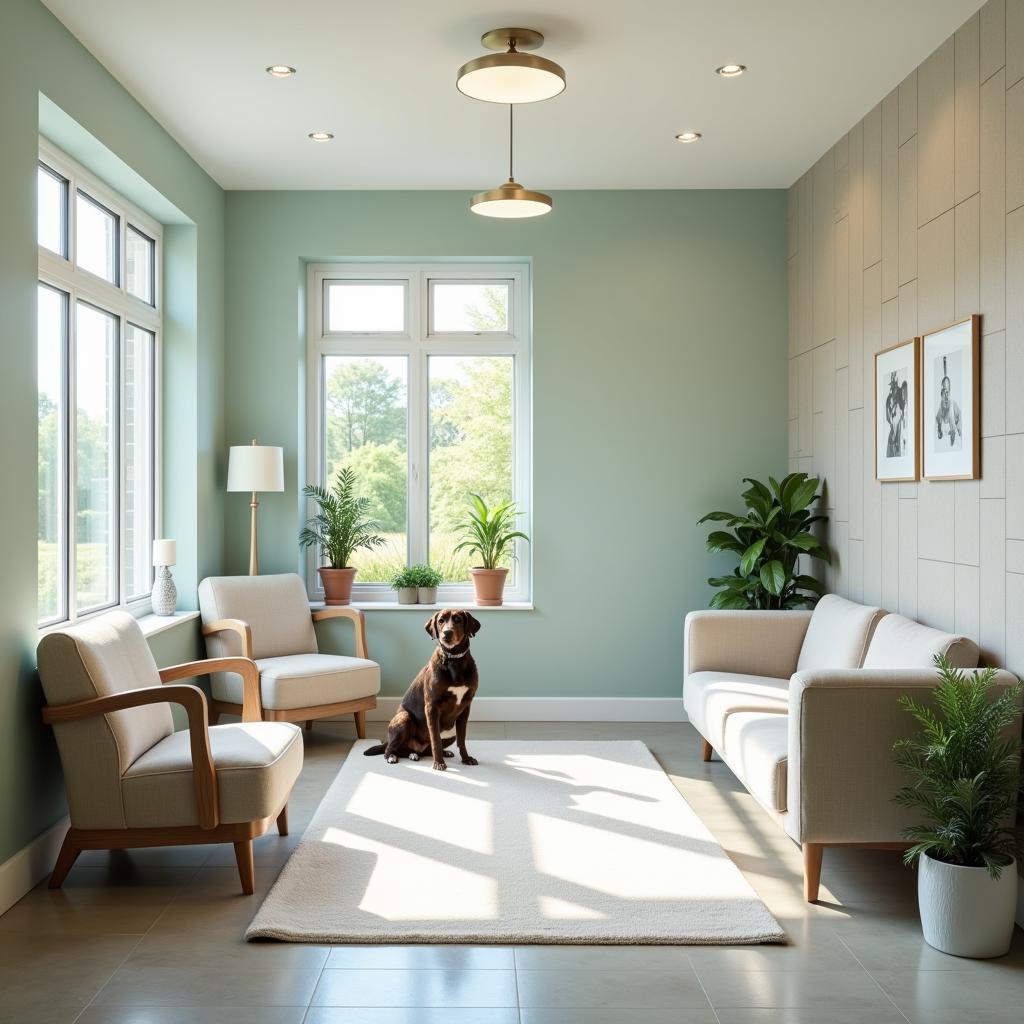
[363,609,481,771]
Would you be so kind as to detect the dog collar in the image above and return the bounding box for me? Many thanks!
[438,645,468,660]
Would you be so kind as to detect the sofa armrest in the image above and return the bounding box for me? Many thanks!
[684,609,812,681]
[312,606,369,659]
[786,668,1022,845]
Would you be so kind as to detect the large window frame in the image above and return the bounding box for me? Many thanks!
[37,138,163,628]
[306,263,532,604]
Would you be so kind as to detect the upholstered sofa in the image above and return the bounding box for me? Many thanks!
[683,595,1020,901]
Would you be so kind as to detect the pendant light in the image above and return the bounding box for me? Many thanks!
[457,28,565,104]
[471,105,552,218]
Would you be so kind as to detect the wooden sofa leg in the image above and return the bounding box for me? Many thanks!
[234,840,255,895]
[304,720,313,732]
[700,737,713,762]
[48,830,81,889]
[354,709,366,739]
[276,805,289,837]
[803,843,824,902]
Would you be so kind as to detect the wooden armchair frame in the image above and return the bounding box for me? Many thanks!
[202,607,376,737]
[42,657,288,894]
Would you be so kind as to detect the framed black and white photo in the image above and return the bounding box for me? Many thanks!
[874,337,920,482]
[921,315,980,481]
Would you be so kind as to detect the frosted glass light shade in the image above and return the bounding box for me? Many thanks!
[227,444,284,492]
[470,180,552,218]
[152,538,176,567]
[456,54,565,103]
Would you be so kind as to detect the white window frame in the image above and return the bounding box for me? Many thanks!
[306,262,532,604]
[37,138,163,628]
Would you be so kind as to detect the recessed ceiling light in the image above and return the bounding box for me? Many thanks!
[308,131,334,142]
[675,131,702,143]
[266,65,296,77]
[716,64,746,77]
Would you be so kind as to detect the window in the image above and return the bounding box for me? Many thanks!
[37,140,161,627]
[307,264,531,603]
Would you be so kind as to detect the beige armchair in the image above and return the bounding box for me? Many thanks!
[37,611,303,894]
[198,573,379,737]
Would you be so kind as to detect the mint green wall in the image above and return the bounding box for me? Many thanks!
[225,189,788,699]
[0,0,224,863]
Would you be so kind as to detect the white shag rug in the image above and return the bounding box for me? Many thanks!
[246,740,785,945]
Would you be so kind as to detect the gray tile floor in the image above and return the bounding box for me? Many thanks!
[2,721,1022,1023]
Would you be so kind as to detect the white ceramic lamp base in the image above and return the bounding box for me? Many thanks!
[152,566,177,616]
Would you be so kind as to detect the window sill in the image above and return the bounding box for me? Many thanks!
[136,610,200,638]
[311,601,534,612]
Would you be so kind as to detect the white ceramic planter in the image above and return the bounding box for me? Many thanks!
[918,853,1018,958]
[418,587,438,604]
[396,587,418,605]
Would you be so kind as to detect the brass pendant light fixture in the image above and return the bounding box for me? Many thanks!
[457,28,565,104]
[470,105,552,218]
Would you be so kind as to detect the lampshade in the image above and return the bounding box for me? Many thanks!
[152,538,176,567]
[456,27,565,104]
[470,179,552,218]
[227,443,284,493]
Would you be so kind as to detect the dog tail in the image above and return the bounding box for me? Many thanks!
[362,743,386,756]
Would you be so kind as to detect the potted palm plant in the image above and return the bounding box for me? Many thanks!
[893,656,1023,958]
[299,467,385,605]
[454,494,528,607]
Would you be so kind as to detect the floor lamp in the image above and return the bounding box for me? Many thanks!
[227,440,284,575]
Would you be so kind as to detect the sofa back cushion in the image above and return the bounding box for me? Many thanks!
[796,594,886,672]
[862,614,979,669]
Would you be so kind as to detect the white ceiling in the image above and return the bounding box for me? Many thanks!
[42,0,983,190]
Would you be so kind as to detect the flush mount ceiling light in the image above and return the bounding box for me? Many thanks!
[266,65,296,77]
[308,131,334,141]
[471,105,552,218]
[675,131,702,143]
[457,27,566,104]
[715,64,747,77]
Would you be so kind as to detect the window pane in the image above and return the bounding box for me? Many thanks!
[38,164,67,257]
[326,282,405,332]
[38,284,67,623]
[76,303,117,611]
[123,324,155,601]
[431,281,509,333]
[429,356,514,582]
[76,191,119,284]
[323,356,408,582]
[125,226,154,304]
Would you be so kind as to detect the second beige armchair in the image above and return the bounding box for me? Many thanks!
[199,573,380,737]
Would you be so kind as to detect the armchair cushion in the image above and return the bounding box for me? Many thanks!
[796,594,885,672]
[212,653,381,711]
[861,613,979,669]
[683,670,789,752]
[122,721,303,827]
[721,711,788,813]
[199,574,318,659]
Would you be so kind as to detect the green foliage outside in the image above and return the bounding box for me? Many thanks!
[893,656,1023,879]
[698,473,830,609]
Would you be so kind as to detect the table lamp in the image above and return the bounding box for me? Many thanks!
[227,440,285,575]
[151,539,177,616]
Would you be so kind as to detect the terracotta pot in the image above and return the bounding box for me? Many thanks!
[469,567,508,606]
[319,567,357,605]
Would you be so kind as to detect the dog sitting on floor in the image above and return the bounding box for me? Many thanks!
[364,609,481,771]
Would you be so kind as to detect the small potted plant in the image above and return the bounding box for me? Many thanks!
[299,467,385,605]
[893,655,1023,958]
[390,567,420,605]
[454,494,528,607]
[413,564,443,604]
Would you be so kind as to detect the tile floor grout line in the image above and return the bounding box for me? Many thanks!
[689,961,724,1024]
[832,927,915,1024]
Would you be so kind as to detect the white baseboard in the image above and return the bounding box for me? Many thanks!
[0,816,68,918]
[364,697,687,723]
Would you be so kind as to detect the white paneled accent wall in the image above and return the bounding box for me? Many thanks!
[788,0,1023,674]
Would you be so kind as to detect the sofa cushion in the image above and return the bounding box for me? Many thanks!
[796,594,885,672]
[684,671,789,752]
[122,721,303,827]
[721,712,788,813]
[862,614,979,670]
[212,653,381,711]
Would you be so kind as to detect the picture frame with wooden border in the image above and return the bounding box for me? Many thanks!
[921,315,980,481]
[874,337,920,482]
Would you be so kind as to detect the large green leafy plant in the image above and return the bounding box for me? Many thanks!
[454,494,529,569]
[893,656,1023,879]
[300,467,385,568]
[698,473,829,609]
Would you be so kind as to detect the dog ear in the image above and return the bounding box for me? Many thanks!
[465,612,482,637]
[425,612,441,639]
